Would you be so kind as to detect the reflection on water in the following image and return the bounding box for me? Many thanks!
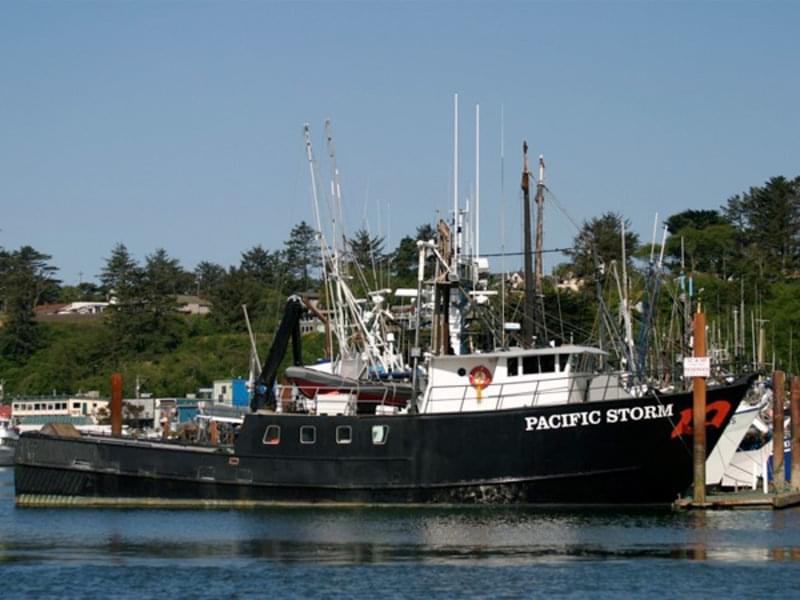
[2,468,800,596]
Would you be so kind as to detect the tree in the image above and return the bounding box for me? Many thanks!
[208,266,273,332]
[283,221,320,292]
[101,246,187,356]
[722,176,800,278]
[662,209,737,276]
[0,246,60,362]
[100,243,140,301]
[194,261,226,297]
[347,227,385,286]
[390,235,418,283]
[665,209,728,234]
[136,249,186,353]
[565,212,639,280]
[240,245,286,289]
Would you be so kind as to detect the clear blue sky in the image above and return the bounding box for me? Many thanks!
[2,1,798,285]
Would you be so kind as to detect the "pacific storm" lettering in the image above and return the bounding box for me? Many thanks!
[524,404,673,432]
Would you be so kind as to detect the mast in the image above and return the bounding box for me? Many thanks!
[521,141,535,347]
[534,154,547,342]
[621,220,634,371]
[534,155,545,297]
[304,124,338,360]
[322,121,352,360]
[500,105,506,348]
[453,93,459,272]
[475,103,480,275]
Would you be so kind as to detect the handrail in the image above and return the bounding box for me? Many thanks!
[420,371,606,414]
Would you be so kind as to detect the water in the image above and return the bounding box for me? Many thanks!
[2,468,800,598]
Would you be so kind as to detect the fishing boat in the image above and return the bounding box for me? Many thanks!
[14,339,750,505]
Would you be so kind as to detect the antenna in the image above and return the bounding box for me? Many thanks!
[649,212,658,264]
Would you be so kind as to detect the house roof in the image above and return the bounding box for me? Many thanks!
[176,295,212,306]
[34,303,69,314]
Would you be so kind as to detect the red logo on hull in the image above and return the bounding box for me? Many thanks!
[670,400,732,439]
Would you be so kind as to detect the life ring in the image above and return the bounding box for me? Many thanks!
[469,365,492,401]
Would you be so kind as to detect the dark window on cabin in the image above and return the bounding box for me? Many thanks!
[300,426,316,444]
[558,354,570,372]
[540,355,555,373]
[522,356,539,375]
[507,357,518,377]
[336,426,352,444]
[263,425,280,445]
[372,425,389,445]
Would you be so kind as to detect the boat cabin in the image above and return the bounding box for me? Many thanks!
[421,345,628,413]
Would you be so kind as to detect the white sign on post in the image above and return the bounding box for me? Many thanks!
[683,356,710,378]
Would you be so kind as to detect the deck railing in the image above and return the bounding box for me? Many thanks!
[420,371,625,413]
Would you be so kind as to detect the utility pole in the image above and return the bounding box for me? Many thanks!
[521,141,534,347]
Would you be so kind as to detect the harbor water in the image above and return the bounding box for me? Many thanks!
[2,468,800,598]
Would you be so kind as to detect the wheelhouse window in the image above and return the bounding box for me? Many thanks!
[300,425,316,445]
[540,354,555,373]
[336,426,352,445]
[507,357,518,377]
[262,425,280,445]
[522,356,538,375]
[558,354,571,372]
[371,425,389,445]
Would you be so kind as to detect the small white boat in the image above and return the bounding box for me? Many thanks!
[0,417,19,466]
[705,403,761,486]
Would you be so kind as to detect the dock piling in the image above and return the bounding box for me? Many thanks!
[773,370,785,490]
[209,420,218,445]
[692,311,707,505]
[792,376,800,491]
[111,373,122,437]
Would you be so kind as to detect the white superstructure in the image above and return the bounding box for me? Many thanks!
[421,345,631,414]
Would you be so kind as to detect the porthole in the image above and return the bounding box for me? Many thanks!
[262,424,280,445]
[336,426,352,444]
[300,425,316,444]
[371,425,389,445]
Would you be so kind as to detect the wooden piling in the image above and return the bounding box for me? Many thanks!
[791,376,800,491]
[110,373,122,437]
[209,420,219,446]
[692,311,707,505]
[773,371,785,490]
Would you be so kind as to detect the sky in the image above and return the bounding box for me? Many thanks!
[1,0,798,285]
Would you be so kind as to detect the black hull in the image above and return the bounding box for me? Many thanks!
[15,378,751,506]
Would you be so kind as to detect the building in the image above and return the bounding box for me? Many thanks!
[176,295,212,315]
[212,379,250,407]
[11,392,108,431]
